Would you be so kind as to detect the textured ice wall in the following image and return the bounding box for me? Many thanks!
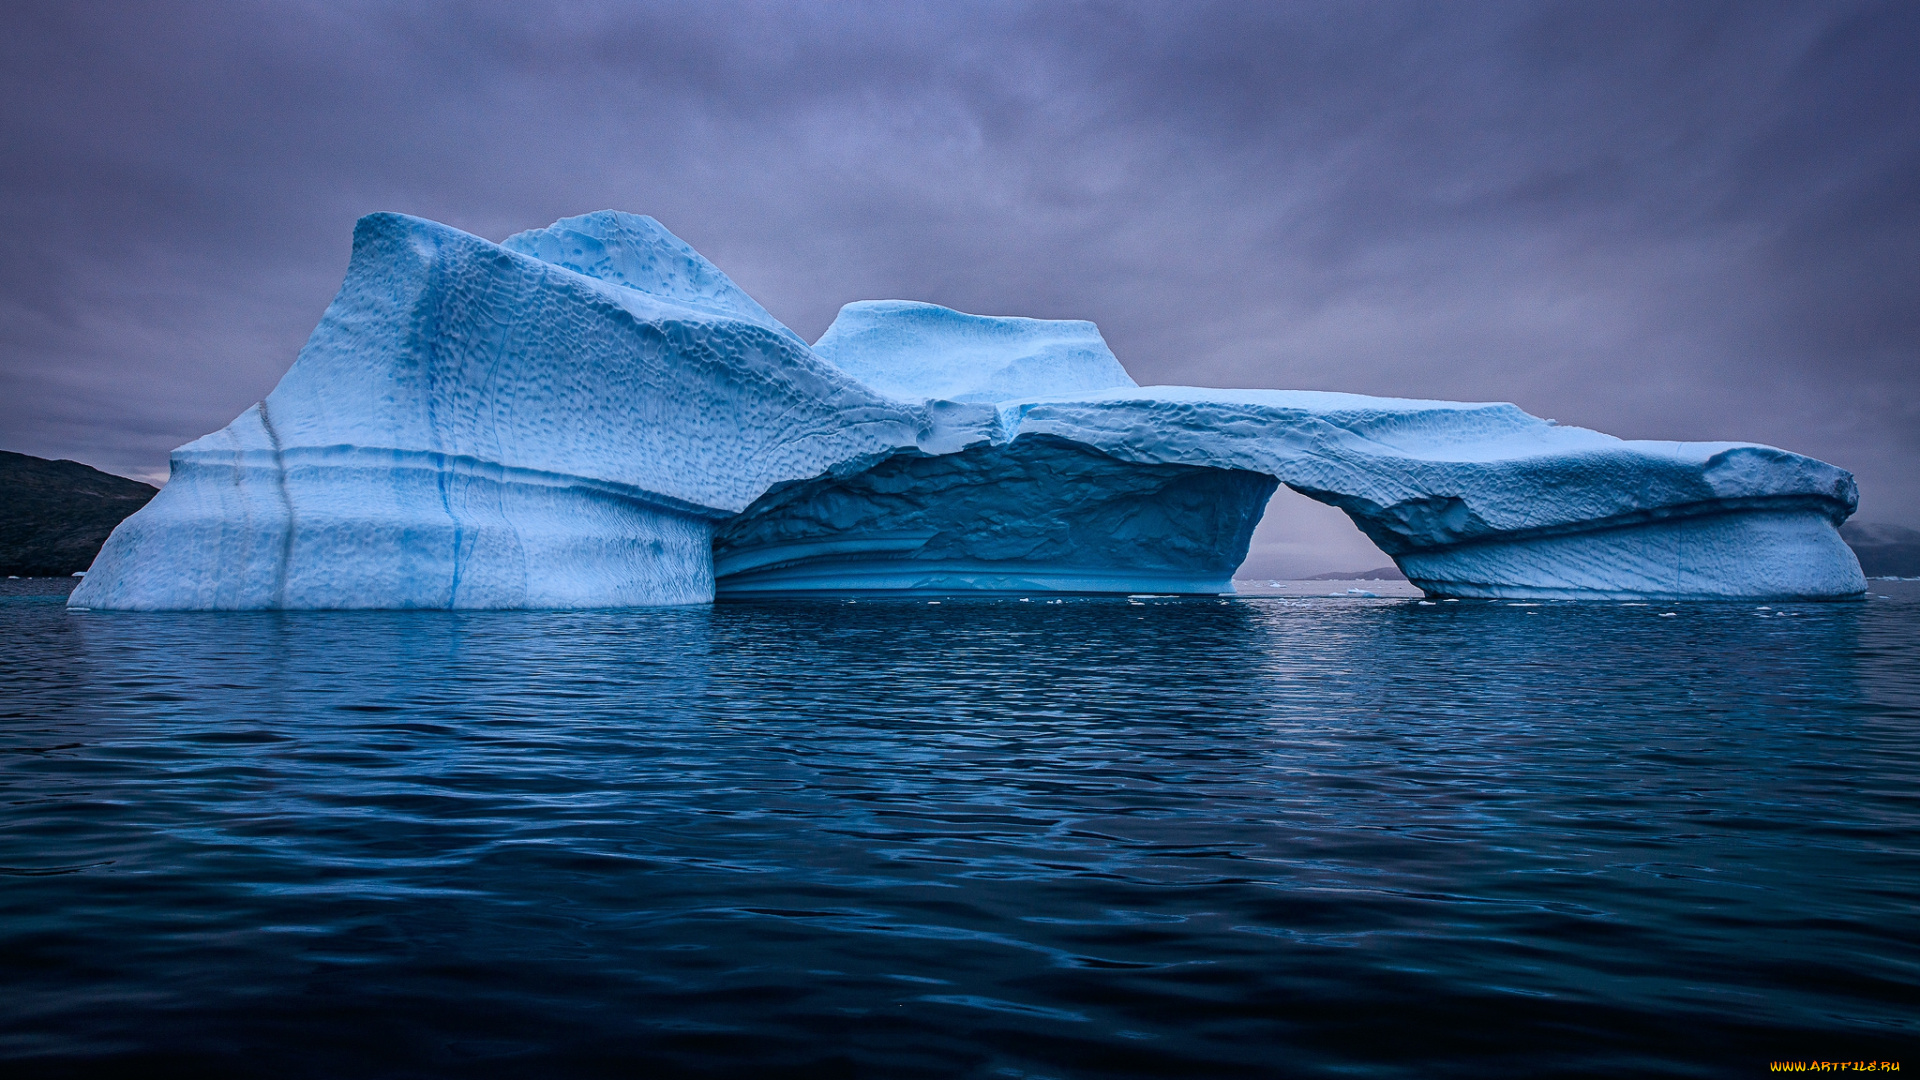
[73,212,921,610]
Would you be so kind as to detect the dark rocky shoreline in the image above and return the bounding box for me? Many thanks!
[0,451,156,577]
[1840,521,1920,578]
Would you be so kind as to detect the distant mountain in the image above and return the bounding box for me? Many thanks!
[1,451,157,576]
[1841,521,1920,578]
[1304,566,1409,581]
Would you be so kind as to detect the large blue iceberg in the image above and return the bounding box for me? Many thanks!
[71,211,1865,609]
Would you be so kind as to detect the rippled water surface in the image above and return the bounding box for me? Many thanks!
[3,578,1917,1078]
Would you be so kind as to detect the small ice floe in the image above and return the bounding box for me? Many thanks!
[1418,600,1437,606]
[1346,588,1377,597]
[70,571,86,577]
[927,600,940,604]
[1660,612,1679,617]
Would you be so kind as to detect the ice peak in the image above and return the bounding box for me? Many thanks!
[813,300,1137,404]
[504,211,801,345]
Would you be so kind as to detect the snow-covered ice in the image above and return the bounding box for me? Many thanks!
[73,211,1867,609]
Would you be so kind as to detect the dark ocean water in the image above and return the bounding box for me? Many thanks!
[2,577,1916,1078]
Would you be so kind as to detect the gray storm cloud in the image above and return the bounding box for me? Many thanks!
[1,0,1914,574]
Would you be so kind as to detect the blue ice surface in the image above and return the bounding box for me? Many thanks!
[71,211,1867,609]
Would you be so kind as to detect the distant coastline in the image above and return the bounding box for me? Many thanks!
[1,451,157,577]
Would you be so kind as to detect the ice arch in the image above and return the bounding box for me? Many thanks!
[769,302,1862,601]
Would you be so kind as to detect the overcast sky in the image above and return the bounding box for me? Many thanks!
[2,1,1914,574]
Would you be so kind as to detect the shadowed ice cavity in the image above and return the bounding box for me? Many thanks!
[713,435,1278,596]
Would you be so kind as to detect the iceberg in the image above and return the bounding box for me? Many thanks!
[72,211,1866,609]
[72,212,924,610]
